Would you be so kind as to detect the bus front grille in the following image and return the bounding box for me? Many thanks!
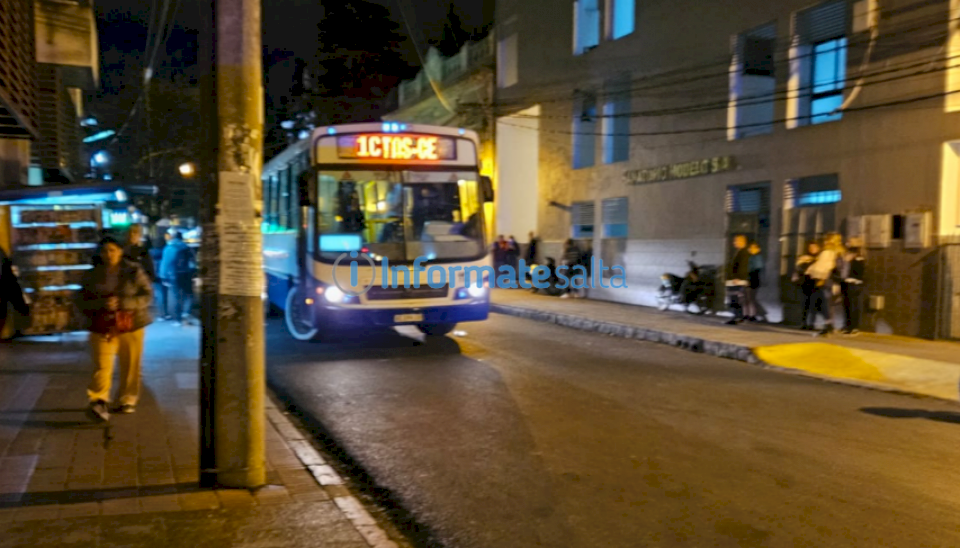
[365,285,449,300]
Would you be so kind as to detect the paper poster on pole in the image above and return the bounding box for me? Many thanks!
[218,221,263,297]
[219,171,255,222]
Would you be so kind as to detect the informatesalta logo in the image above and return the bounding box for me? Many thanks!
[333,252,627,297]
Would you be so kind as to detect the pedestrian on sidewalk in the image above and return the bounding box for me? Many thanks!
[0,246,30,338]
[560,239,581,299]
[807,232,845,336]
[576,243,594,298]
[840,237,866,335]
[493,235,507,271]
[525,231,539,266]
[160,230,196,326]
[506,235,520,284]
[124,224,156,283]
[724,234,751,325]
[149,232,168,320]
[743,241,764,322]
[79,236,153,422]
[795,240,823,331]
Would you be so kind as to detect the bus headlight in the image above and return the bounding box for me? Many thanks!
[467,285,486,298]
[324,286,345,304]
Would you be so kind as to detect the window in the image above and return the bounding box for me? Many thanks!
[605,0,634,40]
[572,201,595,238]
[574,0,600,55]
[810,38,847,124]
[787,0,847,128]
[315,171,485,262]
[573,91,597,169]
[728,23,775,140]
[498,34,518,88]
[602,78,630,164]
[797,190,842,205]
[602,197,628,238]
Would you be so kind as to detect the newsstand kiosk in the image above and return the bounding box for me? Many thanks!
[0,184,155,339]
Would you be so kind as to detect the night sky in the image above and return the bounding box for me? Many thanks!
[90,0,491,129]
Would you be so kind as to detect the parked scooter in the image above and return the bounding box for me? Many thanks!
[530,257,565,296]
[656,261,717,314]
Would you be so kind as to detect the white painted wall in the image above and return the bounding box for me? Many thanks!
[940,142,960,238]
[495,105,540,239]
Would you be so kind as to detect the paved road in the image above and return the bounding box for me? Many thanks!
[265,314,960,548]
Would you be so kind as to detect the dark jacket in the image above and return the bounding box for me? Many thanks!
[79,259,153,333]
[725,248,751,282]
[563,244,581,266]
[1,251,29,318]
[126,243,156,282]
[159,239,195,283]
[525,237,539,264]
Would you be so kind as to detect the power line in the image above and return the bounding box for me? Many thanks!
[491,11,956,108]
[494,87,960,137]
[481,50,960,122]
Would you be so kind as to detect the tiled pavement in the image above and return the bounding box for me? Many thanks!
[0,322,400,548]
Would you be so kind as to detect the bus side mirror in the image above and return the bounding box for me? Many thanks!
[297,168,317,207]
[480,176,494,203]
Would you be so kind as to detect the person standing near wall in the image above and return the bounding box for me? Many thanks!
[724,234,751,325]
[560,239,581,299]
[795,240,822,331]
[840,237,866,335]
[743,242,763,322]
[807,232,845,336]
[525,231,539,265]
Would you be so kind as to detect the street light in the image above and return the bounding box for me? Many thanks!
[179,162,196,177]
[91,151,108,166]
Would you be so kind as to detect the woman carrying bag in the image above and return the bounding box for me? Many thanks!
[79,237,153,422]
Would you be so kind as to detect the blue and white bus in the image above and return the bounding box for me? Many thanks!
[262,122,494,341]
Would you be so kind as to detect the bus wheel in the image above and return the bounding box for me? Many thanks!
[417,323,456,336]
[285,286,320,341]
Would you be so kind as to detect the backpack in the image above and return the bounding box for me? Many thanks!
[173,245,195,276]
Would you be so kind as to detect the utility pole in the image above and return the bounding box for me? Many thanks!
[197,0,266,488]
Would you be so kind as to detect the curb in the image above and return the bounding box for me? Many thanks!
[489,303,958,402]
[490,303,759,363]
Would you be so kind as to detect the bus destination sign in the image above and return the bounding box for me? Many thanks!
[337,134,457,161]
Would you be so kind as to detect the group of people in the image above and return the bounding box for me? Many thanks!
[724,232,865,335]
[80,225,196,422]
[794,233,865,336]
[724,235,766,324]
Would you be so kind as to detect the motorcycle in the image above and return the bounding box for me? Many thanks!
[656,261,717,315]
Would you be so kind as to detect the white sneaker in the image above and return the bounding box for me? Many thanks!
[560,293,571,299]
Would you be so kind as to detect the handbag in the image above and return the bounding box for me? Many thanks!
[91,300,134,338]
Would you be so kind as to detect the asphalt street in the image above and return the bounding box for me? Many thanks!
[265,313,960,548]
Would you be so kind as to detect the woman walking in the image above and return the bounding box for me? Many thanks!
[79,237,153,422]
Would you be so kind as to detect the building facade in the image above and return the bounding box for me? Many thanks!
[384,34,496,238]
[495,0,960,338]
[0,0,98,187]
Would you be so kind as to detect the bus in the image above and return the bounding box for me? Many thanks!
[262,122,494,341]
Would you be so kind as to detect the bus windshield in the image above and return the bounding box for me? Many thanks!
[316,170,485,263]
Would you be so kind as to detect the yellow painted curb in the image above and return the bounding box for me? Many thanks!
[755,343,960,401]
[755,343,886,382]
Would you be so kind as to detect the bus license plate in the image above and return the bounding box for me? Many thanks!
[394,313,423,323]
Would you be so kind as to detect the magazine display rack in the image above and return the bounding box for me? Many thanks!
[10,204,100,335]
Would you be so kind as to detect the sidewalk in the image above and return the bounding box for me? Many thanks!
[491,289,960,402]
[0,322,400,548]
